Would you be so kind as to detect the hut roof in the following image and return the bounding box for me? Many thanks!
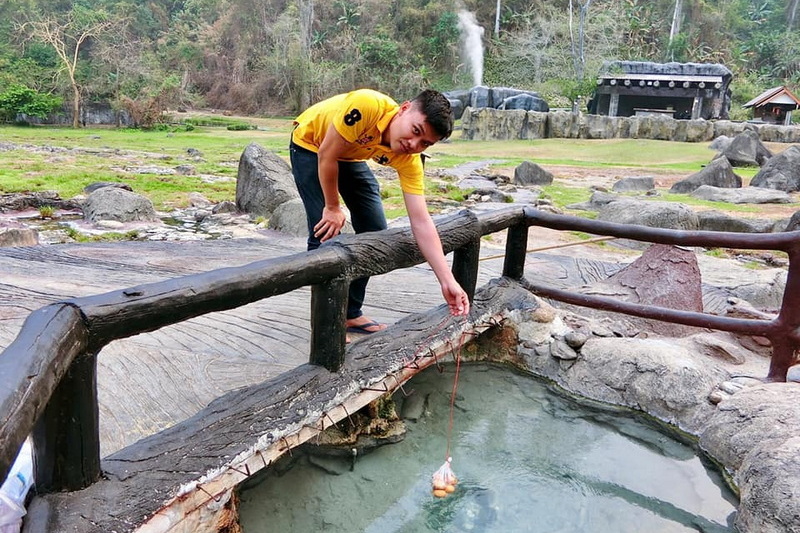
[743,86,800,108]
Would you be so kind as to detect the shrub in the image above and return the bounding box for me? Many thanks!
[0,85,62,122]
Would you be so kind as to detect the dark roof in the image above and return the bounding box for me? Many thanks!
[597,61,732,81]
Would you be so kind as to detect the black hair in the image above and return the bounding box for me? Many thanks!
[412,89,454,140]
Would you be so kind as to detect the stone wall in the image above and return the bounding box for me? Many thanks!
[460,106,800,143]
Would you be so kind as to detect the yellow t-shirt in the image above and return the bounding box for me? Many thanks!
[292,89,425,195]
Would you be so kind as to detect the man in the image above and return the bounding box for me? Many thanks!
[290,88,470,335]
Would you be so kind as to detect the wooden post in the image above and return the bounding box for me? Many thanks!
[503,223,529,280]
[310,276,349,371]
[452,239,480,302]
[32,351,101,492]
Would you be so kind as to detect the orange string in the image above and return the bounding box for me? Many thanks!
[445,338,462,461]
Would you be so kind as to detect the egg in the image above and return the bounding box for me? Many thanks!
[433,489,448,498]
[444,484,455,493]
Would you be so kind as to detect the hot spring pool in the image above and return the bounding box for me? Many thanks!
[238,363,737,532]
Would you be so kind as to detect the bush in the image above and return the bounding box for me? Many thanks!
[0,85,62,122]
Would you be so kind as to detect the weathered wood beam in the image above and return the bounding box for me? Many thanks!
[70,247,348,350]
[452,239,481,302]
[503,223,529,280]
[32,351,100,492]
[0,304,89,483]
[310,276,349,371]
[524,207,800,251]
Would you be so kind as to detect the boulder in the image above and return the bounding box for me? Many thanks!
[236,143,299,217]
[267,198,310,238]
[499,93,549,112]
[715,129,772,167]
[580,244,703,337]
[84,182,133,194]
[0,221,38,247]
[513,161,553,186]
[598,198,699,230]
[696,210,776,233]
[83,187,159,223]
[709,135,732,152]
[691,185,792,204]
[750,145,800,192]
[670,156,742,194]
[611,176,654,192]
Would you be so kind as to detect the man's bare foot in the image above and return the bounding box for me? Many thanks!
[345,316,387,334]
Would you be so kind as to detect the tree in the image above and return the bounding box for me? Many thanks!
[668,0,683,60]
[17,7,114,127]
[568,0,592,81]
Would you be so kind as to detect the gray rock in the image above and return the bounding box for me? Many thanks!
[0,222,38,247]
[267,198,310,238]
[513,161,553,186]
[787,365,800,383]
[696,210,776,233]
[670,157,742,194]
[399,392,428,422]
[716,129,773,167]
[598,199,699,230]
[212,201,237,214]
[709,135,732,151]
[611,176,654,192]
[691,185,791,204]
[750,145,800,192]
[83,187,159,223]
[236,143,299,217]
[84,182,133,194]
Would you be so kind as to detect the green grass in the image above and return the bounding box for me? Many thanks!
[1,120,793,218]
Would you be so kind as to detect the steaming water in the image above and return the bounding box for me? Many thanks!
[238,364,737,532]
[457,10,484,87]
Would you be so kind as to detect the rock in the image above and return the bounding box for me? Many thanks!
[514,161,553,186]
[235,143,299,217]
[307,455,350,476]
[670,156,742,194]
[582,244,703,337]
[691,333,749,364]
[188,192,213,208]
[84,182,133,194]
[268,198,310,238]
[175,165,196,176]
[784,211,800,232]
[399,392,428,422]
[787,365,800,383]
[0,222,38,247]
[83,187,159,223]
[691,185,791,205]
[564,331,588,349]
[611,176,654,192]
[750,145,800,192]
[716,129,773,167]
[212,201,238,214]
[696,210,777,233]
[598,198,699,231]
[709,135,732,151]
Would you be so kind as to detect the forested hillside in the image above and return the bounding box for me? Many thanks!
[2,0,800,125]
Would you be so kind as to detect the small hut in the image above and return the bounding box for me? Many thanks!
[743,86,800,125]
[589,61,733,120]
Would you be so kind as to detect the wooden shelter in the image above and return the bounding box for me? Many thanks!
[743,86,800,125]
[589,61,733,120]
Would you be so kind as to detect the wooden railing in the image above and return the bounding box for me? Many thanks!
[1,206,799,498]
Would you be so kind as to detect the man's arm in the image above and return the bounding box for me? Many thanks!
[314,123,350,242]
[403,192,470,316]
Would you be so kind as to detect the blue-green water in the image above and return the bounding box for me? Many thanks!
[238,364,737,532]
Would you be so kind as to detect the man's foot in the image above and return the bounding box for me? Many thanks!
[345,316,387,335]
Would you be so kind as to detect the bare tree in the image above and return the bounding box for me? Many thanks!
[669,0,683,59]
[495,0,501,38]
[568,0,592,81]
[789,0,800,31]
[18,9,114,128]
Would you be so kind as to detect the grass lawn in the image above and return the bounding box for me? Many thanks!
[0,119,791,215]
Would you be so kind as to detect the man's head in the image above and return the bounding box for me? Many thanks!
[384,89,454,155]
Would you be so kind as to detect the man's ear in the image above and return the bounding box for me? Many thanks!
[398,100,412,114]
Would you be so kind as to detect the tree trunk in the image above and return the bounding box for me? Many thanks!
[495,0,501,38]
[71,81,80,128]
[789,0,800,31]
[669,0,683,59]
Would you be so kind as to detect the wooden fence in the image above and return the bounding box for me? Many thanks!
[1,206,798,504]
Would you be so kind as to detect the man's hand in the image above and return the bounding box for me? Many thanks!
[314,205,346,242]
[441,279,470,316]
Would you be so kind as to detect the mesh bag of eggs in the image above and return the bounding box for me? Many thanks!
[431,457,458,498]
